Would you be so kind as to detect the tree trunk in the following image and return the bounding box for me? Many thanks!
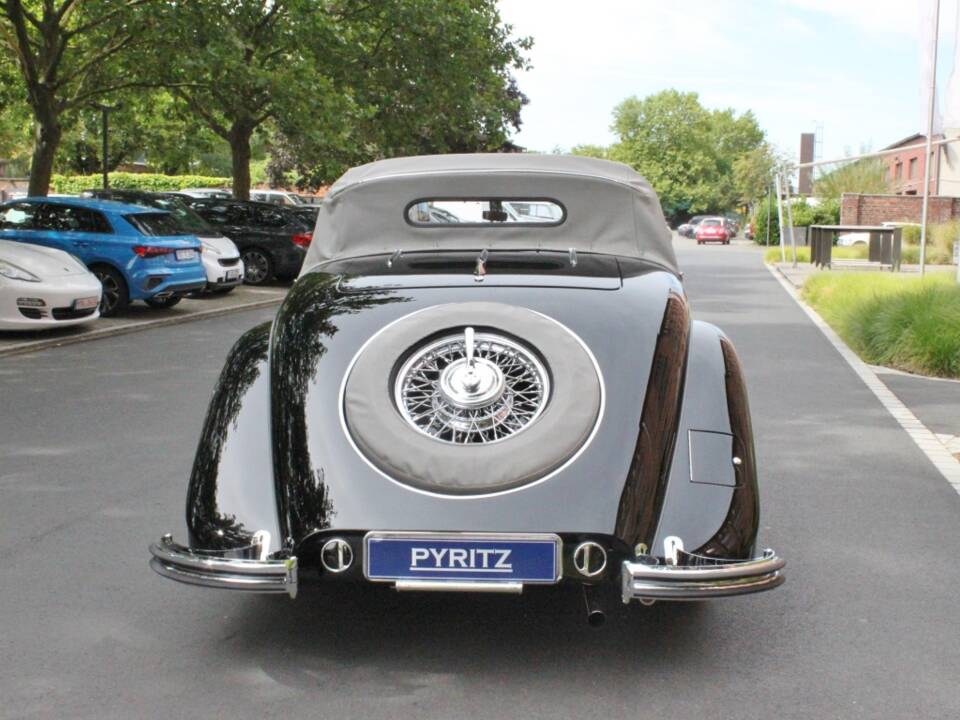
[229,124,253,200]
[27,105,62,197]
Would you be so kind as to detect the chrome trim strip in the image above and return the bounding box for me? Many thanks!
[621,549,785,602]
[395,580,524,594]
[363,530,563,584]
[149,536,298,599]
[338,305,606,499]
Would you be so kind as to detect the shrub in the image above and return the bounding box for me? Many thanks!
[902,224,921,245]
[929,220,960,264]
[750,196,839,246]
[50,172,231,195]
[803,272,960,378]
[899,221,956,264]
[751,195,780,246]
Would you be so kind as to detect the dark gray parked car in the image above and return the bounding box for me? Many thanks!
[179,198,312,285]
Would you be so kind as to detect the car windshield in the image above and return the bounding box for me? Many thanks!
[125,212,190,237]
[701,219,722,227]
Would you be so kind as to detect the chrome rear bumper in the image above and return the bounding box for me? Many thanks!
[149,534,298,598]
[621,546,784,602]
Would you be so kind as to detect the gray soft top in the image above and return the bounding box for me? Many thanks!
[305,154,677,273]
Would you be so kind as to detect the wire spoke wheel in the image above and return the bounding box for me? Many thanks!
[395,328,549,445]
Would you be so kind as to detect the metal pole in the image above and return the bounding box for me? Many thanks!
[775,174,787,263]
[783,175,798,267]
[765,184,772,246]
[101,107,109,190]
[920,0,941,278]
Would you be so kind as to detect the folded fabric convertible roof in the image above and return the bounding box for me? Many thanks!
[304,154,678,274]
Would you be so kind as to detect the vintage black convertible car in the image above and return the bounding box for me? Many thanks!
[150,155,784,624]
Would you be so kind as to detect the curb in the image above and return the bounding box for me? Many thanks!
[765,263,960,494]
[0,296,284,359]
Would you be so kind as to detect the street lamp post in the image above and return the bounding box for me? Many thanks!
[920,0,941,278]
[94,104,121,190]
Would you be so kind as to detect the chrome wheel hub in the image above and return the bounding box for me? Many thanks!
[395,327,549,444]
[439,356,504,409]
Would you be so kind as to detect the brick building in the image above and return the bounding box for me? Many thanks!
[840,192,960,225]
[883,133,942,195]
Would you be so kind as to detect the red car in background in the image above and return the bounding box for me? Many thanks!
[695,217,730,245]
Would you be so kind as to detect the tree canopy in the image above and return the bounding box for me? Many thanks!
[813,157,890,202]
[576,90,767,220]
[0,0,157,194]
[0,0,530,197]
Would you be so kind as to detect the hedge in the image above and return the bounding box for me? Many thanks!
[50,172,231,195]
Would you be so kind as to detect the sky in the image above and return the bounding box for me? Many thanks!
[497,0,960,164]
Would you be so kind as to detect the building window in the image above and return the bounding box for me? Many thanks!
[895,162,903,180]
[908,157,917,179]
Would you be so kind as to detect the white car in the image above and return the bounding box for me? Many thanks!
[198,234,244,292]
[250,189,321,207]
[0,240,102,331]
[178,188,233,199]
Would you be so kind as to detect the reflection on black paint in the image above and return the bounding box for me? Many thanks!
[615,293,689,549]
[271,272,407,546]
[186,322,270,550]
[695,339,760,559]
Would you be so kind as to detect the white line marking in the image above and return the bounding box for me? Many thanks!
[766,264,960,493]
[869,363,960,385]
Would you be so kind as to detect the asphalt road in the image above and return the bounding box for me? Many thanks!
[3,237,959,719]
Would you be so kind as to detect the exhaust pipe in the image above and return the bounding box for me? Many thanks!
[582,584,606,627]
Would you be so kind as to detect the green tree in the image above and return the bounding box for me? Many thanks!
[144,0,333,199]
[733,143,778,207]
[152,0,530,197]
[0,54,32,164]
[570,144,608,159]
[283,0,531,187]
[605,90,766,220]
[0,0,155,195]
[814,157,890,202]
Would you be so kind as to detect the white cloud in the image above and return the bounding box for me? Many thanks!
[781,0,959,40]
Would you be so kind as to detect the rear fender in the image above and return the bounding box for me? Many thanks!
[185,322,284,556]
[650,321,759,558]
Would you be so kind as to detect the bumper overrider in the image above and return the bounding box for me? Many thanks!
[150,532,782,604]
[149,534,298,598]
[621,537,784,602]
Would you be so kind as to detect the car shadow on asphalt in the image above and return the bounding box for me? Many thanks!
[208,584,717,694]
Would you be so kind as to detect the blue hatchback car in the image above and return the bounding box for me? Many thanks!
[0,197,207,316]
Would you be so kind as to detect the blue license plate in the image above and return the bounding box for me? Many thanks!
[364,532,561,584]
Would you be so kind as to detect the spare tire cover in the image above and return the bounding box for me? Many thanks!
[342,301,602,495]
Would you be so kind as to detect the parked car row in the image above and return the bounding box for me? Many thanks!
[0,191,317,331]
[83,190,245,295]
[677,215,739,244]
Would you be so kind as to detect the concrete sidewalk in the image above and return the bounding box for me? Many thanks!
[0,284,288,358]
[772,261,960,460]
